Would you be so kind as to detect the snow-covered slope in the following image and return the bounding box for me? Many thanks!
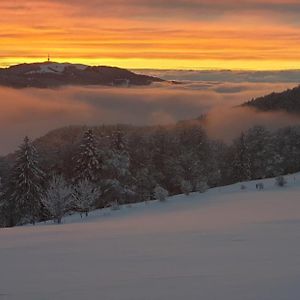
[1,174,300,300]
[26,62,87,74]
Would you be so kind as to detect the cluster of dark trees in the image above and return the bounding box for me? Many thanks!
[1,122,300,227]
[244,85,300,113]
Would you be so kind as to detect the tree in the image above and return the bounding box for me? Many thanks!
[134,168,156,202]
[103,128,133,205]
[232,132,251,182]
[9,137,45,225]
[180,180,192,195]
[42,175,73,224]
[73,179,101,216]
[195,181,209,193]
[74,129,101,183]
[154,185,168,202]
[175,124,210,192]
[274,126,300,174]
[111,126,127,152]
[245,126,281,179]
[0,177,5,227]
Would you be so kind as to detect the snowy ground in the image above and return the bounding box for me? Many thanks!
[1,174,300,300]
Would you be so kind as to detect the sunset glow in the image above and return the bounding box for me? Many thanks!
[2,0,300,70]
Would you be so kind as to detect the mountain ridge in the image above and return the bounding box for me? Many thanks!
[0,61,164,88]
[243,84,300,113]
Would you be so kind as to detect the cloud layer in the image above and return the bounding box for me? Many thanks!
[1,0,300,69]
[0,79,299,154]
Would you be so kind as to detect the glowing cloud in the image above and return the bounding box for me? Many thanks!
[1,0,300,69]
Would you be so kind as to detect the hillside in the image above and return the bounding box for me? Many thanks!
[243,85,300,113]
[0,62,163,88]
[1,174,300,300]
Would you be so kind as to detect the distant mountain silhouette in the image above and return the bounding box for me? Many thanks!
[0,62,164,88]
[243,85,300,113]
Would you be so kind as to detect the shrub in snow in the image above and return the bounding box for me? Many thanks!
[196,181,209,193]
[240,184,246,190]
[73,179,101,217]
[42,175,73,224]
[256,183,264,190]
[154,185,168,202]
[275,176,287,187]
[110,200,120,210]
[103,179,135,206]
[181,180,192,195]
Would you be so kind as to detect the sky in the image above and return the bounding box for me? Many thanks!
[1,0,300,70]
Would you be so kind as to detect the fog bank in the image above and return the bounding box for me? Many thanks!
[0,81,298,154]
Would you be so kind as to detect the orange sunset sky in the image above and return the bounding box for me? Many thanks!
[1,0,300,70]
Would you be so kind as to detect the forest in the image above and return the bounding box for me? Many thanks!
[1,122,300,227]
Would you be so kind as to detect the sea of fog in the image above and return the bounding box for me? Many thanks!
[1,70,300,154]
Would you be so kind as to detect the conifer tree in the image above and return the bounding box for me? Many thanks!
[104,127,132,205]
[232,132,251,182]
[111,127,127,152]
[10,136,45,225]
[74,129,101,183]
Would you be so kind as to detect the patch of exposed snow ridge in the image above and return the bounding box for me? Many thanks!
[27,62,87,74]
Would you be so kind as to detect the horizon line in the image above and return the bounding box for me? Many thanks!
[2,60,300,73]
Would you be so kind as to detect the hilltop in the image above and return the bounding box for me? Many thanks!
[243,85,300,113]
[0,62,164,88]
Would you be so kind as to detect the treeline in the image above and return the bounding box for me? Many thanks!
[1,122,300,227]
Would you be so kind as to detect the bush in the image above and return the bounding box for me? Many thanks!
[240,184,246,190]
[110,200,120,210]
[154,185,169,202]
[196,181,209,193]
[180,180,192,195]
[275,176,287,187]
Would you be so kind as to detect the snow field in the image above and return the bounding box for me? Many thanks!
[1,173,300,300]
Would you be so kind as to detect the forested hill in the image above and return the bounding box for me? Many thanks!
[243,85,300,113]
[0,62,163,88]
[2,122,300,227]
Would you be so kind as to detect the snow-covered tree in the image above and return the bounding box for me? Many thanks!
[10,136,45,225]
[111,127,127,152]
[110,200,120,210]
[0,178,5,227]
[245,126,276,179]
[42,175,73,224]
[73,179,101,216]
[195,181,209,193]
[74,129,101,183]
[275,126,300,174]
[180,180,192,195]
[102,178,135,208]
[154,185,168,202]
[102,128,133,205]
[107,151,130,178]
[134,168,156,202]
[232,132,251,182]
